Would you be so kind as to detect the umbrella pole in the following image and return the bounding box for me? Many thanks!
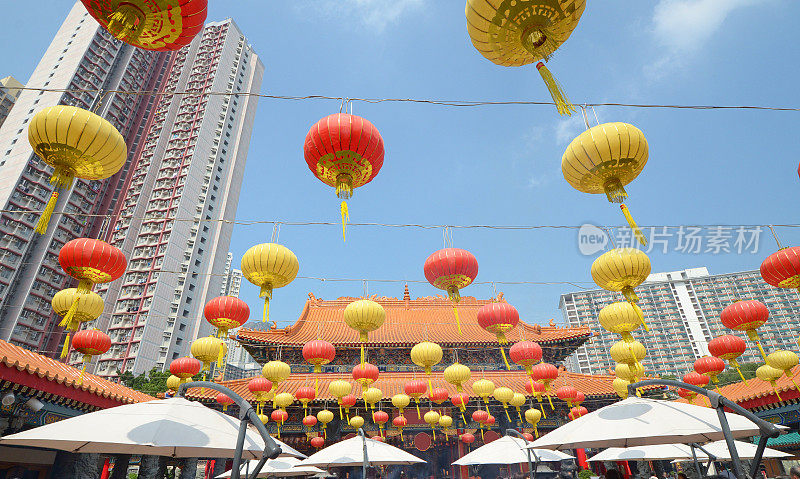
[358,427,369,479]
[750,434,770,479]
[714,401,744,479]
[230,416,249,479]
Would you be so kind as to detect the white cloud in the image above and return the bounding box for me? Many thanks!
[310,0,424,32]
[555,115,585,145]
[647,0,768,78]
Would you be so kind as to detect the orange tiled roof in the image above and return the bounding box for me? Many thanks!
[0,340,153,406]
[186,369,651,402]
[676,365,800,408]
[235,293,592,346]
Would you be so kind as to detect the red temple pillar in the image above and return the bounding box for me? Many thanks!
[457,432,468,479]
[576,449,588,469]
[100,458,110,479]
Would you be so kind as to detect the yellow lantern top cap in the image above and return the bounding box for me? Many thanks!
[29,105,127,180]
[591,248,651,292]
[465,0,586,66]
[241,243,299,291]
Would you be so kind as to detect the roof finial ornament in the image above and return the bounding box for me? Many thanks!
[403,284,410,301]
[549,318,556,327]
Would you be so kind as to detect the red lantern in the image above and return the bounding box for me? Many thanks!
[485,414,496,427]
[248,377,273,414]
[509,341,543,373]
[568,406,589,420]
[353,362,379,393]
[80,0,207,51]
[429,388,449,405]
[423,248,478,334]
[404,380,427,419]
[529,362,558,409]
[524,380,547,418]
[169,356,202,383]
[556,386,578,408]
[271,409,289,437]
[216,393,235,412]
[373,435,385,443]
[677,388,695,402]
[683,371,709,400]
[573,391,585,407]
[694,356,726,385]
[71,329,111,384]
[393,415,408,441]
[310,436,325,448]
[472,409,488,436]
[58,239,126,357]
[340,394,357,420]
[303,113,385,241]
[522,432,535,442]
[720,300,769,360]
[708,335,749,383]
[295,387,316,412]
[303,415,318,427]
[461,433,475,444]
[303,340,336,395]
[204,296,249,338]
[477,302,520,369]
[761,247,800,293]
[373,410,389,437]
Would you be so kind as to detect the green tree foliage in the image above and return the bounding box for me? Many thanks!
[579,469,595,479]
[713,362,760,387]
[118,367,172,396]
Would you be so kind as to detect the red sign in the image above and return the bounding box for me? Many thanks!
[414,432,431,451]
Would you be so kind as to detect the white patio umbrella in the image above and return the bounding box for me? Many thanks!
[527,397,773,450]
[588,444,695,462]
[680,440,790,460]
[300,435,425,467]
[216,457,326,477]
[453,436,574,466]
[0,397,304,459]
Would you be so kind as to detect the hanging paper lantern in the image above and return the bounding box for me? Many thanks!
[562,123,649,244]
[525,408,542,438]
[349,415,365,430]
[363,387,383,411]
[273,393,294,413]
[424,410,441,441]
[524,379,547,418]
[303,415,318,428]
[372,436,385,443]
[761,247,800,294]
[472,378,495,413]
[756,365,785,401]
[341,394,357,421]
[568,406,589,420]
[170,356,202,386]
[52,288,104,359]
[573,391,585,407]
[304,113,385,241]
[509,341,543,380]
[439,415,453,441]
[248,377,273,414]
[472,409,489,440]
[166,375,181,392]
[708,335,749,384]
[429,388,449,405]
[465,0,585,115]
[610,339,647,376]
[522,432,535,442]
[271,409,289,438]
[58,239,126,356]
[241,243,299,324]
[393,415,408,441]
[310,436,325,448]
[257,414,269,425]
[461,433,475,445]
[766,350,800,390]
[372,410,389,437]
[302,339,336,395]
[510,393,526,422]
[79,0,207,51]
[599,302,645,342]
[29,106,127,234]
[352,362,380,394]
[190,336,223,373]
[423,248,479,334]
[721,300,770,361]
[204,296,250,339]
[404,380,427,419]
[676,388,695,402]
[317,409,334,439]
[391,393,411,416]
[262,361,291,390]
[529,362,558,409]
[485,414,496,428]
[295,387,316,413]
[592,249,652,329]
[444,362,471,392]
[694,356,726,386]
[615,363,643,384]
[556,385,578,408]
[344,300,386,365]
[492,386,514,422]
[71,329,111,384]
[410,341,443,392]
[612,377,630,399]
[683,372,709,395]
[477,302,520,369]
[216,393,234,412]
[451,392,470,420]
[329,380,353,420]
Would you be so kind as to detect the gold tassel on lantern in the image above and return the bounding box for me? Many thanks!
[536,62,575,116]
[35,191,59,234]
[61,332,71,359]
[340,201,349,242]
[620,204,647,246]
[447,287,462,335]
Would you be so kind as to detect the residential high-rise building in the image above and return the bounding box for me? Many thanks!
[0,76,23,128]
[0,3,170,354]
[561,267,800,378]
[219,252,243,298]
[90,19,264,377]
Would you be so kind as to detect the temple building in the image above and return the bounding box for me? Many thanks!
[188,288,655,476]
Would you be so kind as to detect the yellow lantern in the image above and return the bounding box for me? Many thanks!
[391,393,410,416]
[465,0,586,116]
[241,243,299,323]
[28,105,127,234]
[258,414,269,425]
[562,122,649,244]
[593,250,652,330]
[613,377,630,399]
[615,363,644,383]
[444,363,471,392]
[344,299,386,364]
[166,375,181,392]
[424,410,441,441]
[439,415,453,441]
[756,364,785,401]
[599,302,645,341]
[349,415,365,430]
[767,350,800,390]
[191,336,223,373]
[317,409,334,439]
[363,387,383,411]
[510,393,526,422]
[493,387,515,422]
[52,288,104,358]
[262,360,291,392]
[610,339,646,374]
[329,380,353,420]
[273,392,293,412]
[472,378,495,413]
[410,341,443,392]
[525,408,542,438]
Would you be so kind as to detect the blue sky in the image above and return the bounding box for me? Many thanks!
[2,1,799,329]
